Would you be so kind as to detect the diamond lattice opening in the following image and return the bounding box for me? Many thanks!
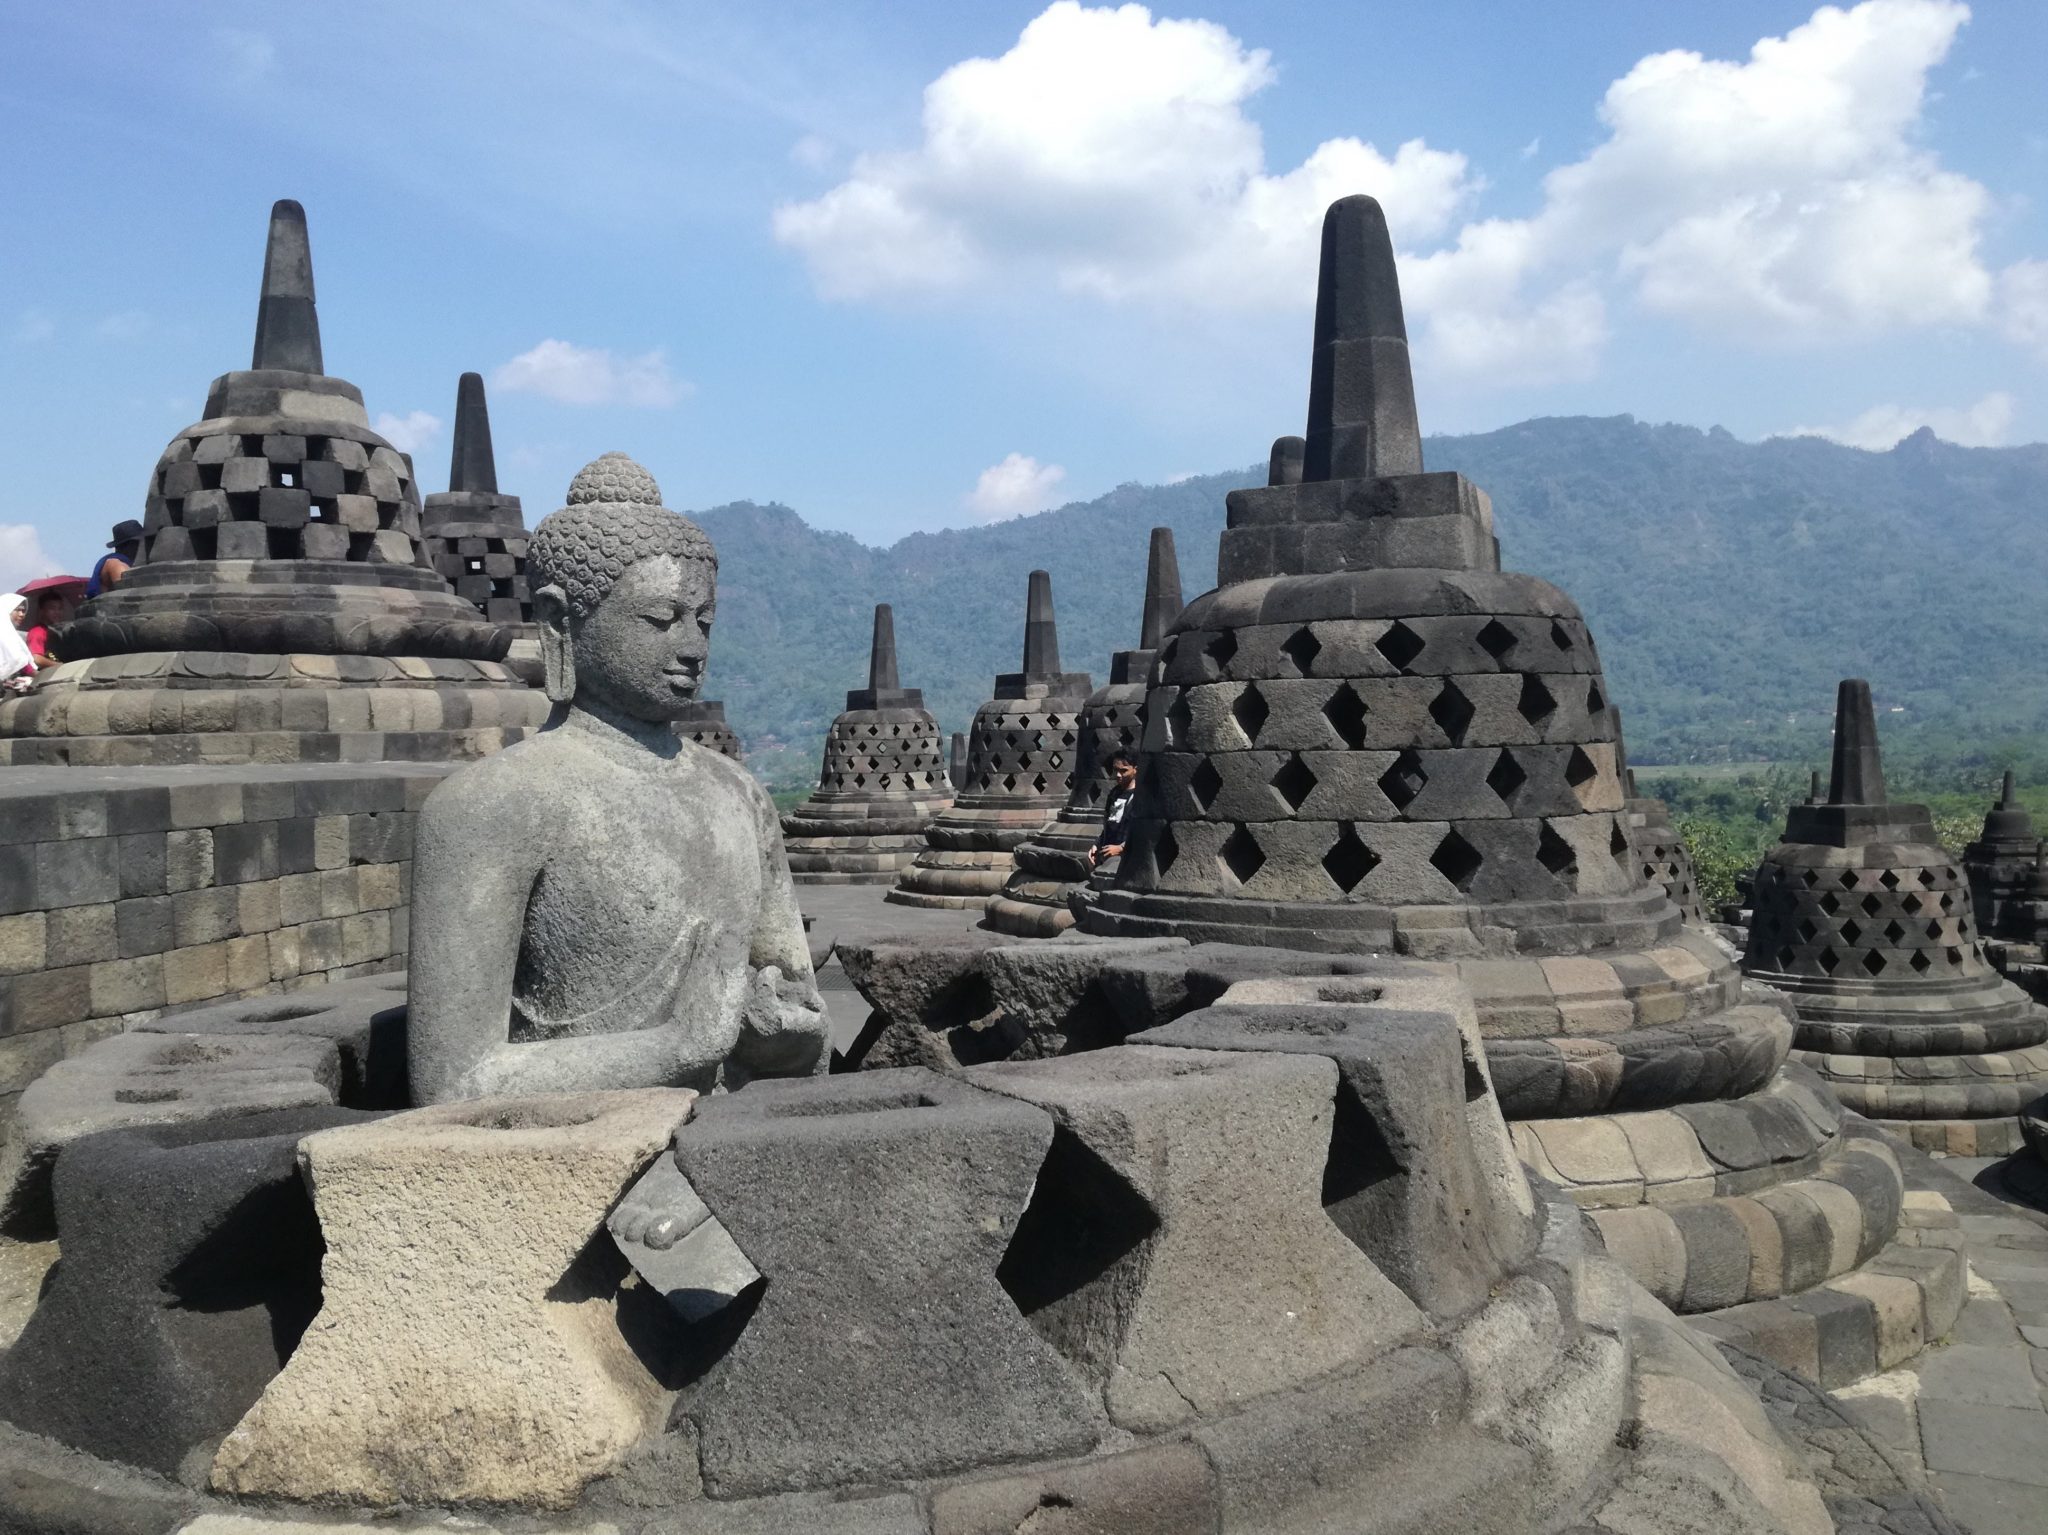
[1430,829,1484,892]
[1841,919,1863,945]
[1429,682,1476,746]
[1564,746,1598,789]
[1902,893,1923,915]
[1818,948,1840,974]
[1219,825,1265,886]
[1861,894,1883,917]
[1777,946,1795,969]
[1879,870,1900,890]
[1322,824,1380,894]
[1917,869,1938,888]
[1586,681,1605,715]
[1188,758,1224,812]
[1820,893,1840,915]
[1281,626,1322,677]
[1486,749,1528,807]
[1166,693,1193,749]
[1376,622,1425,672]
[1154,824,1179,878]
[1271,754,1318,812]
[1909,950,1932,973]
[1206,631,1238,672]
[1323,684,1369,749]
[1536,822,1578,880]
[1379,749,1429,812]
[1862,951,1888,976]
[1799,919,1818,942]
[1550,620,1575,651]
[1231,685,1270,745]
[1477,619,1517,663]
[1518,675,1557,726]
[1837,870,1860,890]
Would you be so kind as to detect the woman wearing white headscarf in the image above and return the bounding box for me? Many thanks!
[0,594,35,692]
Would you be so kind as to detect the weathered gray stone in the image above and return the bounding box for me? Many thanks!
[407,456,828,1103]
[970,1044,1421,1429]
[212,1088,694,1508]
[0,1030,340,1239]
[674,1068,1098,1496]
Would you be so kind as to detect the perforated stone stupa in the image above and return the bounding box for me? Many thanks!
[888,571,1091,909]
[420,372,533,632]
[0,200,543,766]
[782,604,952,883]
[1077,197,1960,1382]
[1745,681,2048,1156]
[986,528,1181,936]
[1615,711,1706,924]
[674,700,741,761]
[1963,770,2048,957]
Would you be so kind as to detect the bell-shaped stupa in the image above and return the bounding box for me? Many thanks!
[887,571,1091,908]
[674,700,742,761]
[1963,769,2045,945]
[0,200,543,765]
[1078,199,1959,1379]
[986,529,1181,935]
[420,373,534,633]
[782,604,952,883]
[1614,710,1706,924]
[1746,681,2048,1155]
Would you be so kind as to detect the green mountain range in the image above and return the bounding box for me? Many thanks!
[690,414,2048,791]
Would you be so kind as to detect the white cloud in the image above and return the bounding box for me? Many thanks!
[773,2,1475,310]
[214,26,275,80]
[0,525,61,593]
[776,0,2034,388]
[966,453,1067,521]
[94,310,149,340]
[372,410,443,456]
[1779,390,2016,449]
[493,339,688,408]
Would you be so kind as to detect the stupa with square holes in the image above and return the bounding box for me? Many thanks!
[986,529,1181,936]
[887,571,1091,909]
[782,604,952,884]
[1744,681,2048,1156]
[0,201,544,767]
[1069,196,1961,1384]
[420,371,537,678]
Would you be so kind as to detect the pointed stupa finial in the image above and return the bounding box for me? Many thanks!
[448,372,499,494]
[1139,528,1183,651]
[949,730,968,791]
[1268,435,1305,487]
[250,199,323,374]
[1303,196,1422,484]
[1826,679,1887,806]
[2000,768,2018,808]
[868,603,900,693]
[1021,569,1061,675]
[1809,770,1823,804]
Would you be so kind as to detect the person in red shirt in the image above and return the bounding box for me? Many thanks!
[24,593,65,669]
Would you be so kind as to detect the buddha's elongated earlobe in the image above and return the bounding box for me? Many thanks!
[534,585,575,704]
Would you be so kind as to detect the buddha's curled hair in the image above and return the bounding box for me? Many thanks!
[530,493,716,620]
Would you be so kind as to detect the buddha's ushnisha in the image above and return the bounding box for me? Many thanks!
[407,453,826,1103]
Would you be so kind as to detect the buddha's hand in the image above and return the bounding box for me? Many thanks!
[735,964,829,1075]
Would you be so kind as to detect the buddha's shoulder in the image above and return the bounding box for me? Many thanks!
[681,740,771,809]
[419,730,608,823]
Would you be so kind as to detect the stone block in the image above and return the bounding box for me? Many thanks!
[675,1069,1098,1496]
[978,937,1187,1057]
[0,1106,374,1475]
[117,833,166,899]
[86,954,164,1016]
[164,829,214,893]
[164,942,232,1006]
[0,1030,340,1239]
[15,965,92,1032]
[35,838,118,909]
[212,1089,693,1508]
[0,912,47,976]
[929,1445,1217,1535]
[971,1045,1419,1430]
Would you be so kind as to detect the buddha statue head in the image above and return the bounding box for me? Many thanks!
[528,453,718,719]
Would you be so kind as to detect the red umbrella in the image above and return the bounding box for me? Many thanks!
[17,574,85,598]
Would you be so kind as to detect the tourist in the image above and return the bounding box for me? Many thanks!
[1086,750,1139,867]
[85,519,142,597]
[23,593,64,668]
[0,595,33,693]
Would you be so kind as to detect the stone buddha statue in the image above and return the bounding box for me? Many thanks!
[407,453,827,1104]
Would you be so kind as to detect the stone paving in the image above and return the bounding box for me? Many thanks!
[1826,1149,2048,1534]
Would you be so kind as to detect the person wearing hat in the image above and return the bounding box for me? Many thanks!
[85,519,142,599]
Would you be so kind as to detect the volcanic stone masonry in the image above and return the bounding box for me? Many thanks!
[1744,681,2048,1157]
[782,604,953,884]
[419,371,535,643]
[1615,709,1706,925]
[887,570,1092,909]
[1962,767,2048,997]
[0,201,544,767]
[985,528,1182,936]
[1072,196,1960,1384]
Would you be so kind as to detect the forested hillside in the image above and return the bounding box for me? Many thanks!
[691,416,2048,789]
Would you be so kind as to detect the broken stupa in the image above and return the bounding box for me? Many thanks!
[985,528,1182,936]
[0,201,543,766]
[887,570,1092,909]
[781,603,952,883]
[1073,196,1960,1382]
[1745,682,2048,1156]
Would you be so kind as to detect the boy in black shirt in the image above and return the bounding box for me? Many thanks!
[1087,752,1139,868]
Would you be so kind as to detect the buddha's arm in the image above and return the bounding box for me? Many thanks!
[733,790,829,1078]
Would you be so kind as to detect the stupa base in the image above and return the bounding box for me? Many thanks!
[783,795,951,885]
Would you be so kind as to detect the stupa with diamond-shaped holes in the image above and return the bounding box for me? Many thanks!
[887,571,1091,909]
[1614,710,1706,925]
[674,699,742,761]
[0,200,543,766]
[1745,681,2048,1156]
[985,529,1181,935]
[782,603,952,883]
[1076,197,1963,1379]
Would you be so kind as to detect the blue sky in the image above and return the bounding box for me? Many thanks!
[2,0,2043,582]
